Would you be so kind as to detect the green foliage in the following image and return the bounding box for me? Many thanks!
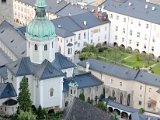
[17,110,36,120]
[139,108,144,114]
[111,112,119,120]
[97,101,107,112]
[17,76,32,112]
[79,52,96,61]
[79,92,85,101]
[135,53,140,61]
[36,106,47,119]
[82,44,98,53]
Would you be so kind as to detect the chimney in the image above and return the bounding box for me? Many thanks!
[58,24,62,28]
[86,62,90,72]
[83,21,87,26]
[145,4,148,9]
[128,2,132,6]
[98,7,101,12]
[56,0,59,4]
[152,6,155,11]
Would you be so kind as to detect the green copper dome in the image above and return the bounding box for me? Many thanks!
[26,0,56,41]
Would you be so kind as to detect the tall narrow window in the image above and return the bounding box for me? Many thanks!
[44,44,47,51]
[35,44,38,50]
[52,42,53,48]
[50,88,54,97]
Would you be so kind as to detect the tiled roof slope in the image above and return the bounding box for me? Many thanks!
[0,21,26,58]
[52,52,76,70]
[63,72,103,92]
[78,59,160,87]
[101,0,160,24]
[63,97,111,120]
[35,59,64,80]
[0,83,17,99]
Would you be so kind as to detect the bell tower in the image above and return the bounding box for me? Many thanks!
[25,0,56,64]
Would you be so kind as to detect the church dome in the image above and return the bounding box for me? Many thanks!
[26,17,56,41]
[26,0,56,41]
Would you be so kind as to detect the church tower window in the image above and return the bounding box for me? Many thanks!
[35,44,38,50]
[44,44,47,51]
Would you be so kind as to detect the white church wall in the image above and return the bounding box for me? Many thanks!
[38,77,64,109]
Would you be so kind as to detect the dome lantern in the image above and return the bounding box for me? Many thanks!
[25,0,56,41]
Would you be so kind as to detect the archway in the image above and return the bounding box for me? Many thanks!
[120,44,125,49]
[103,41,107,46]
[120,92,123,104]
[121,112,128,119]
[134,49,139,53]
[113,42,118,47]
[127,94,130,106]
[108,107,113,112]
[142,51,146,54]
[114,109,120,115]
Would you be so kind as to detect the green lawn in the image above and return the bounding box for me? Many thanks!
[121,54,155,68]
[99,48,130,63]
[151,64,160,75]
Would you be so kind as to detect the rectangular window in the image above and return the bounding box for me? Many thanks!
[110,79,113,84]
[78,34,81,40]
[110,14,113,18]
[130,30,132,36]
[123,28,125,34]
[149,88,151,92]
[120,82,122,86]
[152,47,154,51]
[129,40,132,44]
[116,15,119,20]
[140,85,142,90]
[122,38,125,42]
[136,42,139,47]
[115,26,118,31]
[144,45,146,49]
[138,22,141,26]
[146,24,149,28]
[137,32,140,37]
[139,101,142,105]
[50,88,54,97]
[84,32,86,39]
[115,35,117,40]
[123,18,126,22]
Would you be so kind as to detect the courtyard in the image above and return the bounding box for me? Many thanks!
[80,45,160,75]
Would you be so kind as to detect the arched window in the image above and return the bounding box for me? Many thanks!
[52,42,53,48]
[44,44,47,51]
[127,94,130,106]
[35,44,38,50]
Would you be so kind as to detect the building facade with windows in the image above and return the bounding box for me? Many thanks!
[101,0,160,58]
[0,0,13,24]
[78,59,160,114]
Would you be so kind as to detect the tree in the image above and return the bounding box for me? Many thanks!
[36,106,47,119]
[17,110,36,120]
[111,112,119,120]
[79,92,85,101]
[97,101,107,112]
[17,76,32,112]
